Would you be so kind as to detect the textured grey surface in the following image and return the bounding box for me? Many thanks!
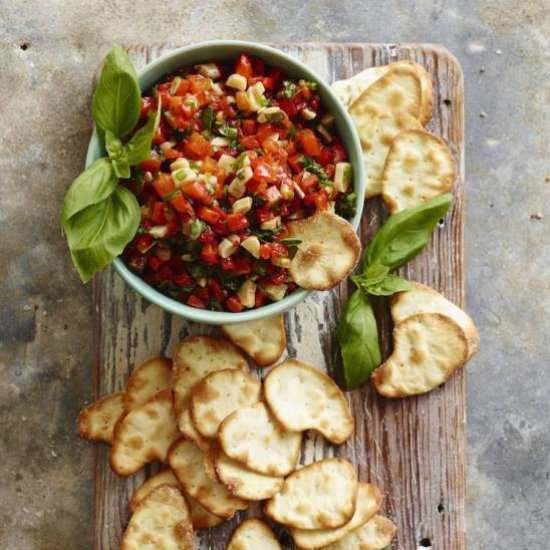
[0,1,549,549]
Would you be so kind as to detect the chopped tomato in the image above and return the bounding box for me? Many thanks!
[164,148,183,160]
[135,234,154,254]
[319,147,333,166]
[226,213,249,232]
[187,75,210,94]
[200,242,219,265]
[254,289,267,308]
[288,153,304,173]
[304,189,329,210]
[298,129,321,157]
[277,98,298,117]
[187,294,207,308]
[235,54,253,80]
[152,124,167,145]
[151,202,167,224]
[220,257,236,271]
[232,257,253,276]
[152,173,175,198]
[331,144,347,163]
[147,255,164,271]
[173,78,190,96]
[208,280,225,302]
[256,207,273,224]
[169,191,194,217]
[182,182,212,205]
[197,205,221,224]
[174,272,193,287]
[252,159,272,184]
[242,119,257,136]
[257,123,278,144]
[240,135,260,149]
[185,132,212,159]
[226,295,244,313]
[139,158,162,172]
[259,243,272,260]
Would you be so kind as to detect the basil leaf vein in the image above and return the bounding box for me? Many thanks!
[337,289,381,390]
[92,45,141,138]
[60,158,118,223]
[62,186,140,283]
[363,193,453,271]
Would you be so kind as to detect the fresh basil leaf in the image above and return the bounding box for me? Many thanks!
[337,289,381,390]
[105,131,130,178]
[60,158,118,223]
[363,193,453,271]
[63,186,140,282]
[92,45,141,138]
[124,101,161,165]
[363,275,412,296]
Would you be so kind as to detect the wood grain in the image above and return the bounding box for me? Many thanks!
[92,43,465,550]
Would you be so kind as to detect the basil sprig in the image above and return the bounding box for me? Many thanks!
[337,193,454,390]
[61,46,159,283]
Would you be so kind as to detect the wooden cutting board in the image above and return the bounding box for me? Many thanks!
[92,43,465,550]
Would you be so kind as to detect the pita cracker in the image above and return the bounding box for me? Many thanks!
[190,369,261,439]
[321,515,397,550]
[129,469,223,529]
[214,448,284,500]
[218,402,302,476]
[221,315,286,366]
[290,483,382,549]
[110,389,180,476]
[382,129,456,213]
[227,518,281,550]
[77,392,125,444]
[168,438,247,519]
[287,211,361,291]
[264,359,354,444]
[372,313,468,397]
[350,105,422,198]
[120,485,194,550]
[265,458,358,530]
[391,282,479,359]
[333,60,432,124]
[124,357,172,411]
[172,336,248,423]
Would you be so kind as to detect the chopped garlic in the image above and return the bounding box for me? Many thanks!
[226,73,248,91]
[149,226,168,239]
[232,196,253,214]
[271,256,291,268]
[240,235,261,258]
[170,158,189,171]
[210,136,230,148]
[195,63,221,80]
[218,154,236,174]
[237,279,257,308]
[334,162,352,192]
[262,283,288,301]
[218,237,239,258]
[228,166,253,198]
[301,107,317,120]
[260,216,281,231]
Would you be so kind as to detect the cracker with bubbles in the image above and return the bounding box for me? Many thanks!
[265,458,358,530]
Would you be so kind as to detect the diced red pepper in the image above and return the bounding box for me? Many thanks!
[169,191,194,218]
[200,242,219,265]
[288,153,304,173]
[139,158,162,172]
[242,119,257,136]
[147,255,164,271]
[197,205,221,224]
[187,75,210,94]
[226,295,244,312]
[152,173,175,199]
[151,202,167,224]
[185,132,212,159]
[182,182,212,205]
[254,289,267,308]
[240,135,260,150]
[173,78,190,96]
[319,147,333,166]
[257,123,278,144]
[277,98,298,118]
[220,257,236,271]
[208,280,225,302]
[259,243,272,260]
[187,294,207,309]
[331,144,347,163]
[298,129,321,157]
[235,54,253,80]
[174,272,194,287]
[135,234,154,254]
[304,189,329,210]
[232,257,253,276]
[226,213,249,232]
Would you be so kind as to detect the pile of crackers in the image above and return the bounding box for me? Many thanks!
[78,316,396,549]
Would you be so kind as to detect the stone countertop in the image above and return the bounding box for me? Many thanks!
[0,1,548,548]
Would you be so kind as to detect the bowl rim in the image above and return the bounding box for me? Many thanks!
[86,39,365,324]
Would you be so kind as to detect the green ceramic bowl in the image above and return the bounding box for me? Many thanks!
[86,40,365,324]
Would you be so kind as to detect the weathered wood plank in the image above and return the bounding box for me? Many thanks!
[93,43,465,550]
